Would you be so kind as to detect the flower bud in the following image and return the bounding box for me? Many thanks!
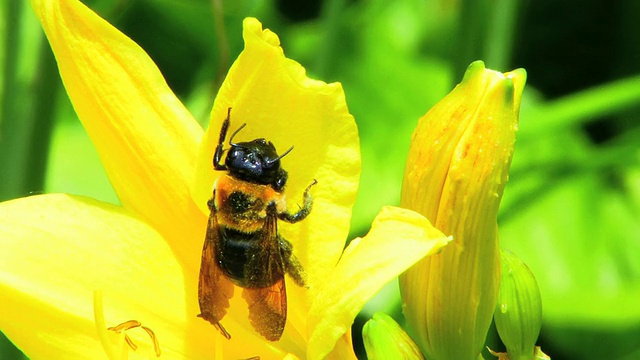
[399,61,526,360]
[493,250,543,360]
[363,312,424,360]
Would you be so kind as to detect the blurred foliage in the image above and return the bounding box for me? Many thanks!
[1,0,639,359]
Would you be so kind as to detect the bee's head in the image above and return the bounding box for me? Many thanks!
[225,137,290,191]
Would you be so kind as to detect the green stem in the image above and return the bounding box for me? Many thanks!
[500,137,639,223]
[455,0,520,74]
[211,0,229,87]
[454,0,488,76]
[25,41,59,194]
[313,0,346,79]
[521,74,640,139]
[483,0,520,71]
[0,1,59,201]
[0,0,25,201]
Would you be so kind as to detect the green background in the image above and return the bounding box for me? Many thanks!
[1,0,639,359]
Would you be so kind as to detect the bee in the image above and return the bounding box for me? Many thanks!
[198,108,315,341]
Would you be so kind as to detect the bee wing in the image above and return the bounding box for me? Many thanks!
[198,207,234,339]
[242,278,287,341]
[242,203,287,341]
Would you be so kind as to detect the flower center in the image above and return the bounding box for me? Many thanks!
[108,320,161,357]
[93,291,161,359]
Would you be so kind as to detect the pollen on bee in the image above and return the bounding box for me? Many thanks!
[93,290,161,358]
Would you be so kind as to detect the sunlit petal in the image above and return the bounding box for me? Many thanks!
[0,194,207,359]
[307,206,450,359]
[31,0,204,265]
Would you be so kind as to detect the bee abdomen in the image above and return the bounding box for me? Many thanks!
[216,227,280,288]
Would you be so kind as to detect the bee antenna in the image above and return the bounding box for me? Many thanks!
[268,146,294,165]
[229,123,247,147]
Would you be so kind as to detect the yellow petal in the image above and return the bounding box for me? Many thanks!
[402,60,526,221]
[193,18,361,294]
[306,206,450,360]
[0,194,209,359]
[324,333,357,360]
[31,0,205,265]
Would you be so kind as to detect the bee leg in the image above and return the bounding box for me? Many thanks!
[278,180,317,223]
[207,191,216,211]
[279,236,307,287]
[214,108,232,170]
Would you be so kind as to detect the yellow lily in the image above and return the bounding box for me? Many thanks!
[0,0,449,359]
[400,61,526,359]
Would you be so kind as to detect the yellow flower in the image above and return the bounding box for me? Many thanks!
[399,61,527,360]
[0,0,450,359]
